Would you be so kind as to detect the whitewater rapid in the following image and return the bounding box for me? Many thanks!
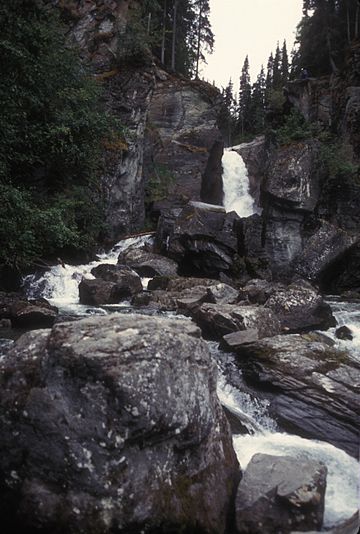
[222,149,255,217]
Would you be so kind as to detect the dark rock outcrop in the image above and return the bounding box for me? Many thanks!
[236,333,360,457]
[0,314,239,533]
[155,203,239,278]
[235,454,327,534]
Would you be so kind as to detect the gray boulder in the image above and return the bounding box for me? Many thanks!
[0,314,239,533]
[264,279,335,333]
[91,263,143,294]
[235,453,327,534]
[193,303,281,340]
[78,278,134,306]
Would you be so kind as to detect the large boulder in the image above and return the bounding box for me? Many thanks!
[0,315,239,533]
[264,279,335,333]
[193,303,281,340]
[118,248,178,277]
[155,203,240,278]
[0,292,58,329]
[79,278,133,305]
[91,263,143,294]
[236,333,360,457]
[235,454,327,534]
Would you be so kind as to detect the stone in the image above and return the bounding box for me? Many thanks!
[91,263,143,295]
[264,279,336,333]
[155,203,240,278]
[235,454,327,534]
[78,278,132,306]
[10,300,58,329]
[193,303,281,340]
[118,248,178,277]
[236,333,360,457]
[336,325,353,340]
[0,314,239,533]
[221,329,259,351]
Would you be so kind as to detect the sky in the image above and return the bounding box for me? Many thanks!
[203,0,304,90]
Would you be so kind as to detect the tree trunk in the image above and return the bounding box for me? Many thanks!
[161,0,167,65]
[171,0,178,71]
[195,1,203,79]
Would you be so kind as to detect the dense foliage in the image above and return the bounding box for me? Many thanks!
[0,0,112,269]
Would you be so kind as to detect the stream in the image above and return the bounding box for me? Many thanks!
[18,150,359,531]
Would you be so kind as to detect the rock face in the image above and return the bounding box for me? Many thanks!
[0,314,239,533]
[156,203,239,278]
[235,454,327,534]
[236,333,360,457]
[144,76,224,216]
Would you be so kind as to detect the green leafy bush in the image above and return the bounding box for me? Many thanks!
[274,109,318,145]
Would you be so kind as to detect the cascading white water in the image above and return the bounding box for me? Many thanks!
[213,346,359,531]
[222,149,255,217]
[22,238,359,531]
[23,235,154,313]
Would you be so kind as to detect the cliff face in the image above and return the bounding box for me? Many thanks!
[51,0,224,240]
[234,46,360,291]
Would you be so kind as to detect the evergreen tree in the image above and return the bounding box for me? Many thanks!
[238,56,252,137]
[266,53,274,96]
[220,79,236,145]
[272,42,282,89]
[192,0,214,78]
[250,66,266,133]
[281,40,289,84]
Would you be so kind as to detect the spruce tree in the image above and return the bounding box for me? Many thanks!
[238,56,252,137]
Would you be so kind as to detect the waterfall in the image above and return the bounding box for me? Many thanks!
[222,149,255,217]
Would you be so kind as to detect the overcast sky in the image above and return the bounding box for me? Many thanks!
[203,0,304,90]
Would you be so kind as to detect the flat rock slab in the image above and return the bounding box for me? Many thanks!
[221,329,259,350]
[118,248,178,277]
[236,333,360,457]
[236,453,327,534]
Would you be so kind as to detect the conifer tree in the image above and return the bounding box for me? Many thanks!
[250,66,266,133]
[281,40,289,84]
[238,56,252,137]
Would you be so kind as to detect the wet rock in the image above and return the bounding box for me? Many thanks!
[294,222,358,284]
[238,279,283,305]
[118,248,178,277]
[155,203,239,278]
[0,314,239,533]
[235,453,327,534]
[10,300,58,329]
[78,278,132,306]
[221,329,259,351]
[236,333,360,457]
[336,325,353,340]
[264,279,336,333]
[193,303,281,340]
[91,263,143,295]
[0,319,11,329]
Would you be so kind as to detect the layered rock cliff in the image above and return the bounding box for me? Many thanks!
[233,45,360,292]
[50,0,223,240]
